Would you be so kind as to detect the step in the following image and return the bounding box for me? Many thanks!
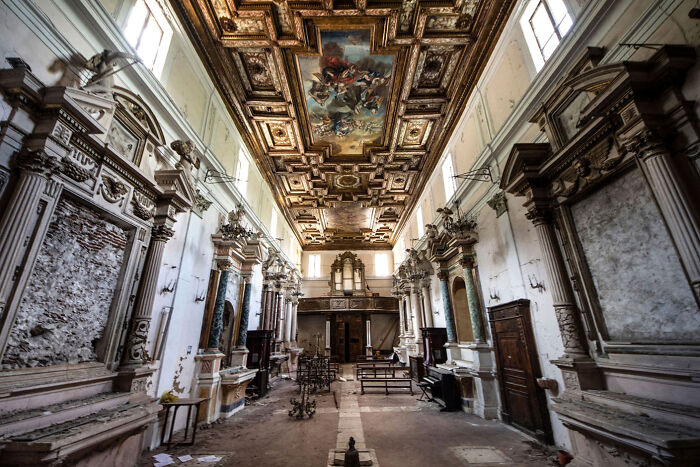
[0,391,132,437]
[552,398,700,450]
[581,390,700,431]
[1,399,159,466]
[0,362,116,415]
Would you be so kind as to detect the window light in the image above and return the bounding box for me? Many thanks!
[520,0,573,72]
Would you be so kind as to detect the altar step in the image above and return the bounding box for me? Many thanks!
[552,395,700,465]
[0,391,132,437]
[0,399,159,466]
[580,390,700,431]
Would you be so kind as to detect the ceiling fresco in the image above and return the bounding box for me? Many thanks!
[300,30,393,155]
[174,0,515,250]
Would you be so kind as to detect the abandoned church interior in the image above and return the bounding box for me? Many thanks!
[1,0,699,465]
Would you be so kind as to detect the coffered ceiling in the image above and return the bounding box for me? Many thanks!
[173,0,515,250]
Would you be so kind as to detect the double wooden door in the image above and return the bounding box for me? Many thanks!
[488,300,552,443]
[332,313,364,363]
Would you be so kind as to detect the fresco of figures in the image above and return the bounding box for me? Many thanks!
[299,30,394,155]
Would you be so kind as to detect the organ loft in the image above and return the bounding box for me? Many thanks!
[0,1,698,466]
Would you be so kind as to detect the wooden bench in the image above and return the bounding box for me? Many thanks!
[355,361,397,378]
[358,367,413,395]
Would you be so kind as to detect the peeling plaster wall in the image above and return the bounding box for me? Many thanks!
[297,314,327,355]
[571,170,699,342]
[2,197,128,369]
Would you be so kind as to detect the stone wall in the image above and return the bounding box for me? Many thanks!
[2,197,128,369]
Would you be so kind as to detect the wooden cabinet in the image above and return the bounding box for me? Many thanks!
[246,330,273,396]
[421,327,447,367]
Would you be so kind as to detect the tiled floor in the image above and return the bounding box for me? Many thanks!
[140,364,555,467]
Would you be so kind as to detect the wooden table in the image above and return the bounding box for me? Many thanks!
[160,397,208,449]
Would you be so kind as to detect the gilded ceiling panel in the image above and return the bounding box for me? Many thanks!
[173,0,515,249]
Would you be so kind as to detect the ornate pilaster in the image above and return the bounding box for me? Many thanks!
[121,224,174,367]
[0,151,62,335]
[420,278,434,327]
[525,207,587,358]
[631,132,700,301]
[437,271,457,343]
[460,257,486,343]
[207,261,231,351]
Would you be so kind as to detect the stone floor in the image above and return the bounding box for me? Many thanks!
[140,364,556,467]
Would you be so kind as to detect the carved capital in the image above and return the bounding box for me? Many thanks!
[525,206,553,226]
[436,270,449,281]
[459,256,474,269]
[151,224,175,242]
[15,150,60,176]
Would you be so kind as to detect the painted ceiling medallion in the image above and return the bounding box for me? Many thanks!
[335,173,362,189]
[173,0,515,249]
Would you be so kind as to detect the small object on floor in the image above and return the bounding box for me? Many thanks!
[178,454,193,462]
[338,376,347,382]
[345,437,360,467]
[153,452,175,466]
[197,455,222,462]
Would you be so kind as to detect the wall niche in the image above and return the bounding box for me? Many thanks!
[2,197,129,369]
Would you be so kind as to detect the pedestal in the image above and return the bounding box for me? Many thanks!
[445,342,461,364]
[467,343,499,419]
[194,352,224,423]
[287,347,303,376]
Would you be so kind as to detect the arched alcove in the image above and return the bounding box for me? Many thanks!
[451,277,474,343]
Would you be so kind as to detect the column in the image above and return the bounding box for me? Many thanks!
[0,152,60,322]
[437,271,457,343]
[290,298,299,344]
[275,290,284,341]
[527,207,587,358]
[460,258,486,343]
[207,264,230,350]
[365,318,372,355]
[403,292,413,336]
[637,135,700,300]
[410,283,423,340]
[397,294,406,338]
[420,279,434,328]
[122,224,174,366]
[283,295,293,344]
[235,276,252,348]
[325,315,331,355]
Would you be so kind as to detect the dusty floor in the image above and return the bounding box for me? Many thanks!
[140,365,556,467]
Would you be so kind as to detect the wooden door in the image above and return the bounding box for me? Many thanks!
[488,300,552,443]
[348,314,363,361]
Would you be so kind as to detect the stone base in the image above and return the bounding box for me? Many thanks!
[329,448,376,466]
[230,348,249,368]
[115,365,155,395]
[445,342,460,363]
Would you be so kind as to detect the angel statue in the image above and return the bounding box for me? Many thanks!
[82,50,141,96]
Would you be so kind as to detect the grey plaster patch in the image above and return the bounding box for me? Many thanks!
[451,446,511,464]
[2,197,128,369]
[571,169,699,342]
